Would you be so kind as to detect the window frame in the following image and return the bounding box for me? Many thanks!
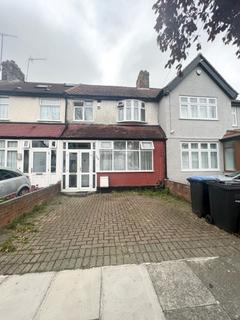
[117,100,146,123]
[0,96,9,120]
[99,140,154,172]
[180,142,219,172]
[232,106,238,127]
[73,100,94,122]
[0,139,18,169]
[179,96,218,121]
[39,98,61,122]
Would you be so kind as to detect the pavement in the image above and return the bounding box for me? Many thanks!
[1,193,240,274]
[1,256,240,320]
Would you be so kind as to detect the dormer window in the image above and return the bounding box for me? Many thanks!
[117,100,145,122]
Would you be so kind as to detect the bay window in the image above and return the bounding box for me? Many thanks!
[99,140,153,171]
[117,100,145,122]
[40,99,60,121]
[180,96,217,120]
[0,97,9,120]
[181,142,219,171]
[74,100,93,121]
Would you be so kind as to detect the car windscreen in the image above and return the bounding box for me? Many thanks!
[225,171,240,178]
[0,170,20,181]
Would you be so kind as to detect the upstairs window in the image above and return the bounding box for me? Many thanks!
[180,96,217,120]
[74,100,93,121]
[40,99,60,121]
[117,100,145,122]
[0,97,9,120]
[232,107,238,127]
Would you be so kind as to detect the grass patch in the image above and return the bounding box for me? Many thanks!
[0,238,16,253]
[134,187,188,204]
[0,203,48,253]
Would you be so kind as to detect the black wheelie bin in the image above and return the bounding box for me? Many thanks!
[187,176,218,218]
[207,181,240,233]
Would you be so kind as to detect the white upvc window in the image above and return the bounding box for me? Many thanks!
[0,139,18,169]
[181,142,219,171]
[0,97,9,120]
[232,107,238,127]
[73,100,93,121]
[99,140,153,172]
[117,100,146,122]
[40,98,60,121]
[180,96,217,120]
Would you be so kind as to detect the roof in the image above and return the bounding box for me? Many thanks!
[66,84,161,101]
[62,124,166,140]
[0,123,66,139]
[0,81,73,97]
[221,129,240,141]
[162,54,238,100]
[232,100,240,107]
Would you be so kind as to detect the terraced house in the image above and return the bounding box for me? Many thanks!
[0,54,238,192]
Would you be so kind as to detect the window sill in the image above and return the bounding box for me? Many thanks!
[0,119,10,122]
[72,120,94,123]
[117,121,147,124]
[37,120,62,123]
[98,170,154,173]
[181,169,220,172]
[179,118,218,121]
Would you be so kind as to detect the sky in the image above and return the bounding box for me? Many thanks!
[1,0,240,94]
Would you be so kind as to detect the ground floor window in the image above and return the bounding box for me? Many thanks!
[181,142,219,171]
[0,140,18,169]
[99,140,154,172]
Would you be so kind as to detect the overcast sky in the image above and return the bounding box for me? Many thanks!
[1,0,240,93]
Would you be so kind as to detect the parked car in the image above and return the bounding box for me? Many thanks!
[215,171,240,183]
[0,167,31,198]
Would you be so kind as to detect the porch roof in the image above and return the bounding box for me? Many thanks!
[62,124,166,140]
[0,123,66,139]
[221,129,240,142]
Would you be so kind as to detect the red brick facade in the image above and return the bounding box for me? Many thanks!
[0,182,61,228]
[165,179,191,202]
[97,141,165,188]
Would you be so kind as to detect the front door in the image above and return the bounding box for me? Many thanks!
[66,150,94,191]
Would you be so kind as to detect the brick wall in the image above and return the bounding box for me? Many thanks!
[165,179,191,202]
[0,182,61,228]
[97,140,165,188]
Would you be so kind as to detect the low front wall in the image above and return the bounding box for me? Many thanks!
[0,182,61,228]
[165,179,191,202]
[97,141,165,188]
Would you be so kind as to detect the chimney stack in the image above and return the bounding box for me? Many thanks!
[136,70,149,88]
[1,60,25,82]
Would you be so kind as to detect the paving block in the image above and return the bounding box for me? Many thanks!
[187,256,240,320]
[0,272,54,320]
[101,264,165,320]
[35,268,101,320]
[146,260,216,311]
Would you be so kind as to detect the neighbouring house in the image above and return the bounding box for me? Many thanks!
[0,54,238,192]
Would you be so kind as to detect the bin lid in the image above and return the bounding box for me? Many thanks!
[187,176,218,182]
[207,180,240,190]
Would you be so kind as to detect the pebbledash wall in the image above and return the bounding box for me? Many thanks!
[0,182,61,228]
[97,141,165,188]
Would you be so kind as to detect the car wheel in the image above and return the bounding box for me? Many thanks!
[18,187,29,197]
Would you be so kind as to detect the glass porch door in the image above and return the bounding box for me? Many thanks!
[66,150,94,191]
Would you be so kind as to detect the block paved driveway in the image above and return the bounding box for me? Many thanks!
[0,192,240,275]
